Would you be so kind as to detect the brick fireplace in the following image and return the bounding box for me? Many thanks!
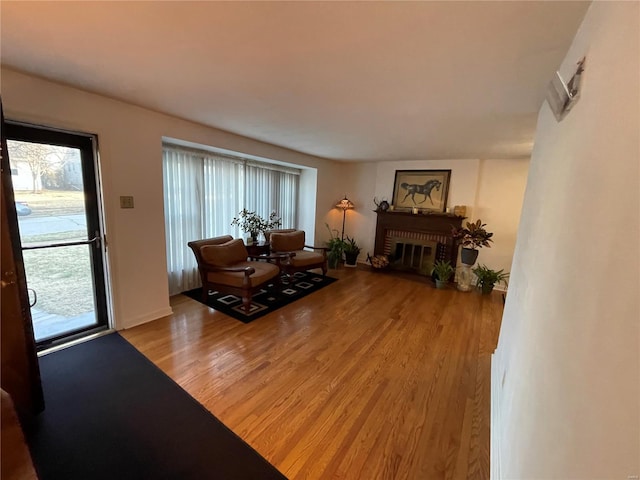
[374,211,464,273]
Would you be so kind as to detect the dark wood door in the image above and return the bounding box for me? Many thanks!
[0,100,44,418]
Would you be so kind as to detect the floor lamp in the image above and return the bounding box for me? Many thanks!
[335,195,354,241]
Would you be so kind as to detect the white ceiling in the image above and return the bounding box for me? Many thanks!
[1,1,589,162]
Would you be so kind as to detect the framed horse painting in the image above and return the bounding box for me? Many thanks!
[391,169,451,213]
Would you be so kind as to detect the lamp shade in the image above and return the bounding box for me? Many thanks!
[335,196,354,210]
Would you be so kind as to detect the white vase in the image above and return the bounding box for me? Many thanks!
[457,264,473,292]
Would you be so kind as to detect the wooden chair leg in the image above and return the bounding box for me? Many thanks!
[242,293,252,313]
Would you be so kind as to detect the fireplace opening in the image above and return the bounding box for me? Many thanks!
[390,238,438,275]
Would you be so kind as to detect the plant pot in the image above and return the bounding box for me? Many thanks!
[344,252,358,267]
[435,279,448,289]
[480,282,494,295]
[328,256,340,269]
[460,247,479,265]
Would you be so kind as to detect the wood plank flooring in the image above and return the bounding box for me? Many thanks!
[121,268,503,480]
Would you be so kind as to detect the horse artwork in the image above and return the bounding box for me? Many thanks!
[392,169,451,212]
[400,179,442,205]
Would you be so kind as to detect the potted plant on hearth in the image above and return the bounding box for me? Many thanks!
[432,260,455,289]
[343,236,361,267]
[231,209,282,243]
[472,264,509,295]
[451,219,493,265]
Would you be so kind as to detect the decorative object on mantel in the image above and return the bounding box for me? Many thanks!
[472,264,509,295]
[391,169,451,213]
[335,195,354,241]
[373,197,390,212]
[432,260,454,289]
[343,236,361,267]
[453,205,467,217]
[231,209,282,243]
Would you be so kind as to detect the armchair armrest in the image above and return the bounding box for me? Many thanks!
[304,245,328,258]
[304,245,328,252]
[202,264,256,276]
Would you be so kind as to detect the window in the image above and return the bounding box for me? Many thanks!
[162,145,300,294]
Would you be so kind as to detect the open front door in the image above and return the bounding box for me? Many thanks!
[5,122,109,350]
[0,100,44,418]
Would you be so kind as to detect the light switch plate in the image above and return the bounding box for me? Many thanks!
[120,196,134,208]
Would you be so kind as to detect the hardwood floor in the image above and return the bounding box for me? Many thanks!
[121,268,503,480]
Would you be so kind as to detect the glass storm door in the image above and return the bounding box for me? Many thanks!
[5,122,109,349]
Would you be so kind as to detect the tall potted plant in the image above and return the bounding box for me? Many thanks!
[451,219,493,265]
[325,224,346,269]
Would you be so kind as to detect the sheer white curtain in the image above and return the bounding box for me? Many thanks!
[202,156,245,239]
[163,145,300,294]
[244,162,299,229]
[163,149,205,293]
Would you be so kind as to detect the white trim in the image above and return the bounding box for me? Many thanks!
[38,329,115,356]
[120,307,173,330]
[491,354,502,480]
[91,134,115,333]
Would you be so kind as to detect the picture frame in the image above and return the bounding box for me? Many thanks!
[391,169,451,213]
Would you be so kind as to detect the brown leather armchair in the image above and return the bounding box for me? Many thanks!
[268,230,328,276]
[187,235,283,313]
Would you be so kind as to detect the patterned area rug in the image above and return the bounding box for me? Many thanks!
[183,271,337,323]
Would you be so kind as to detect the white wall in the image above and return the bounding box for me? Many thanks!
[1,68,348,329]
[345,158,529,279]
[492,2,640,479]
[475,158,529,277]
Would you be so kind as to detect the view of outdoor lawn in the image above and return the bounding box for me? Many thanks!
[18,195,94,318]
[9,139,98,341]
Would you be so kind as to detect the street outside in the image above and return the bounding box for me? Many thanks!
[18,213,87,238]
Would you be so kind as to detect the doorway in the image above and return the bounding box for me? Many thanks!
[4,122,110,350]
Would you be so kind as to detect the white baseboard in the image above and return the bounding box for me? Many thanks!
[118,306,173,330]
[491,354,502,480]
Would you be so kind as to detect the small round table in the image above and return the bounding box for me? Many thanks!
[246,241,270,256]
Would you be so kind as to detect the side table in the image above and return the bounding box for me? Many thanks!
[246,241,270,256]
